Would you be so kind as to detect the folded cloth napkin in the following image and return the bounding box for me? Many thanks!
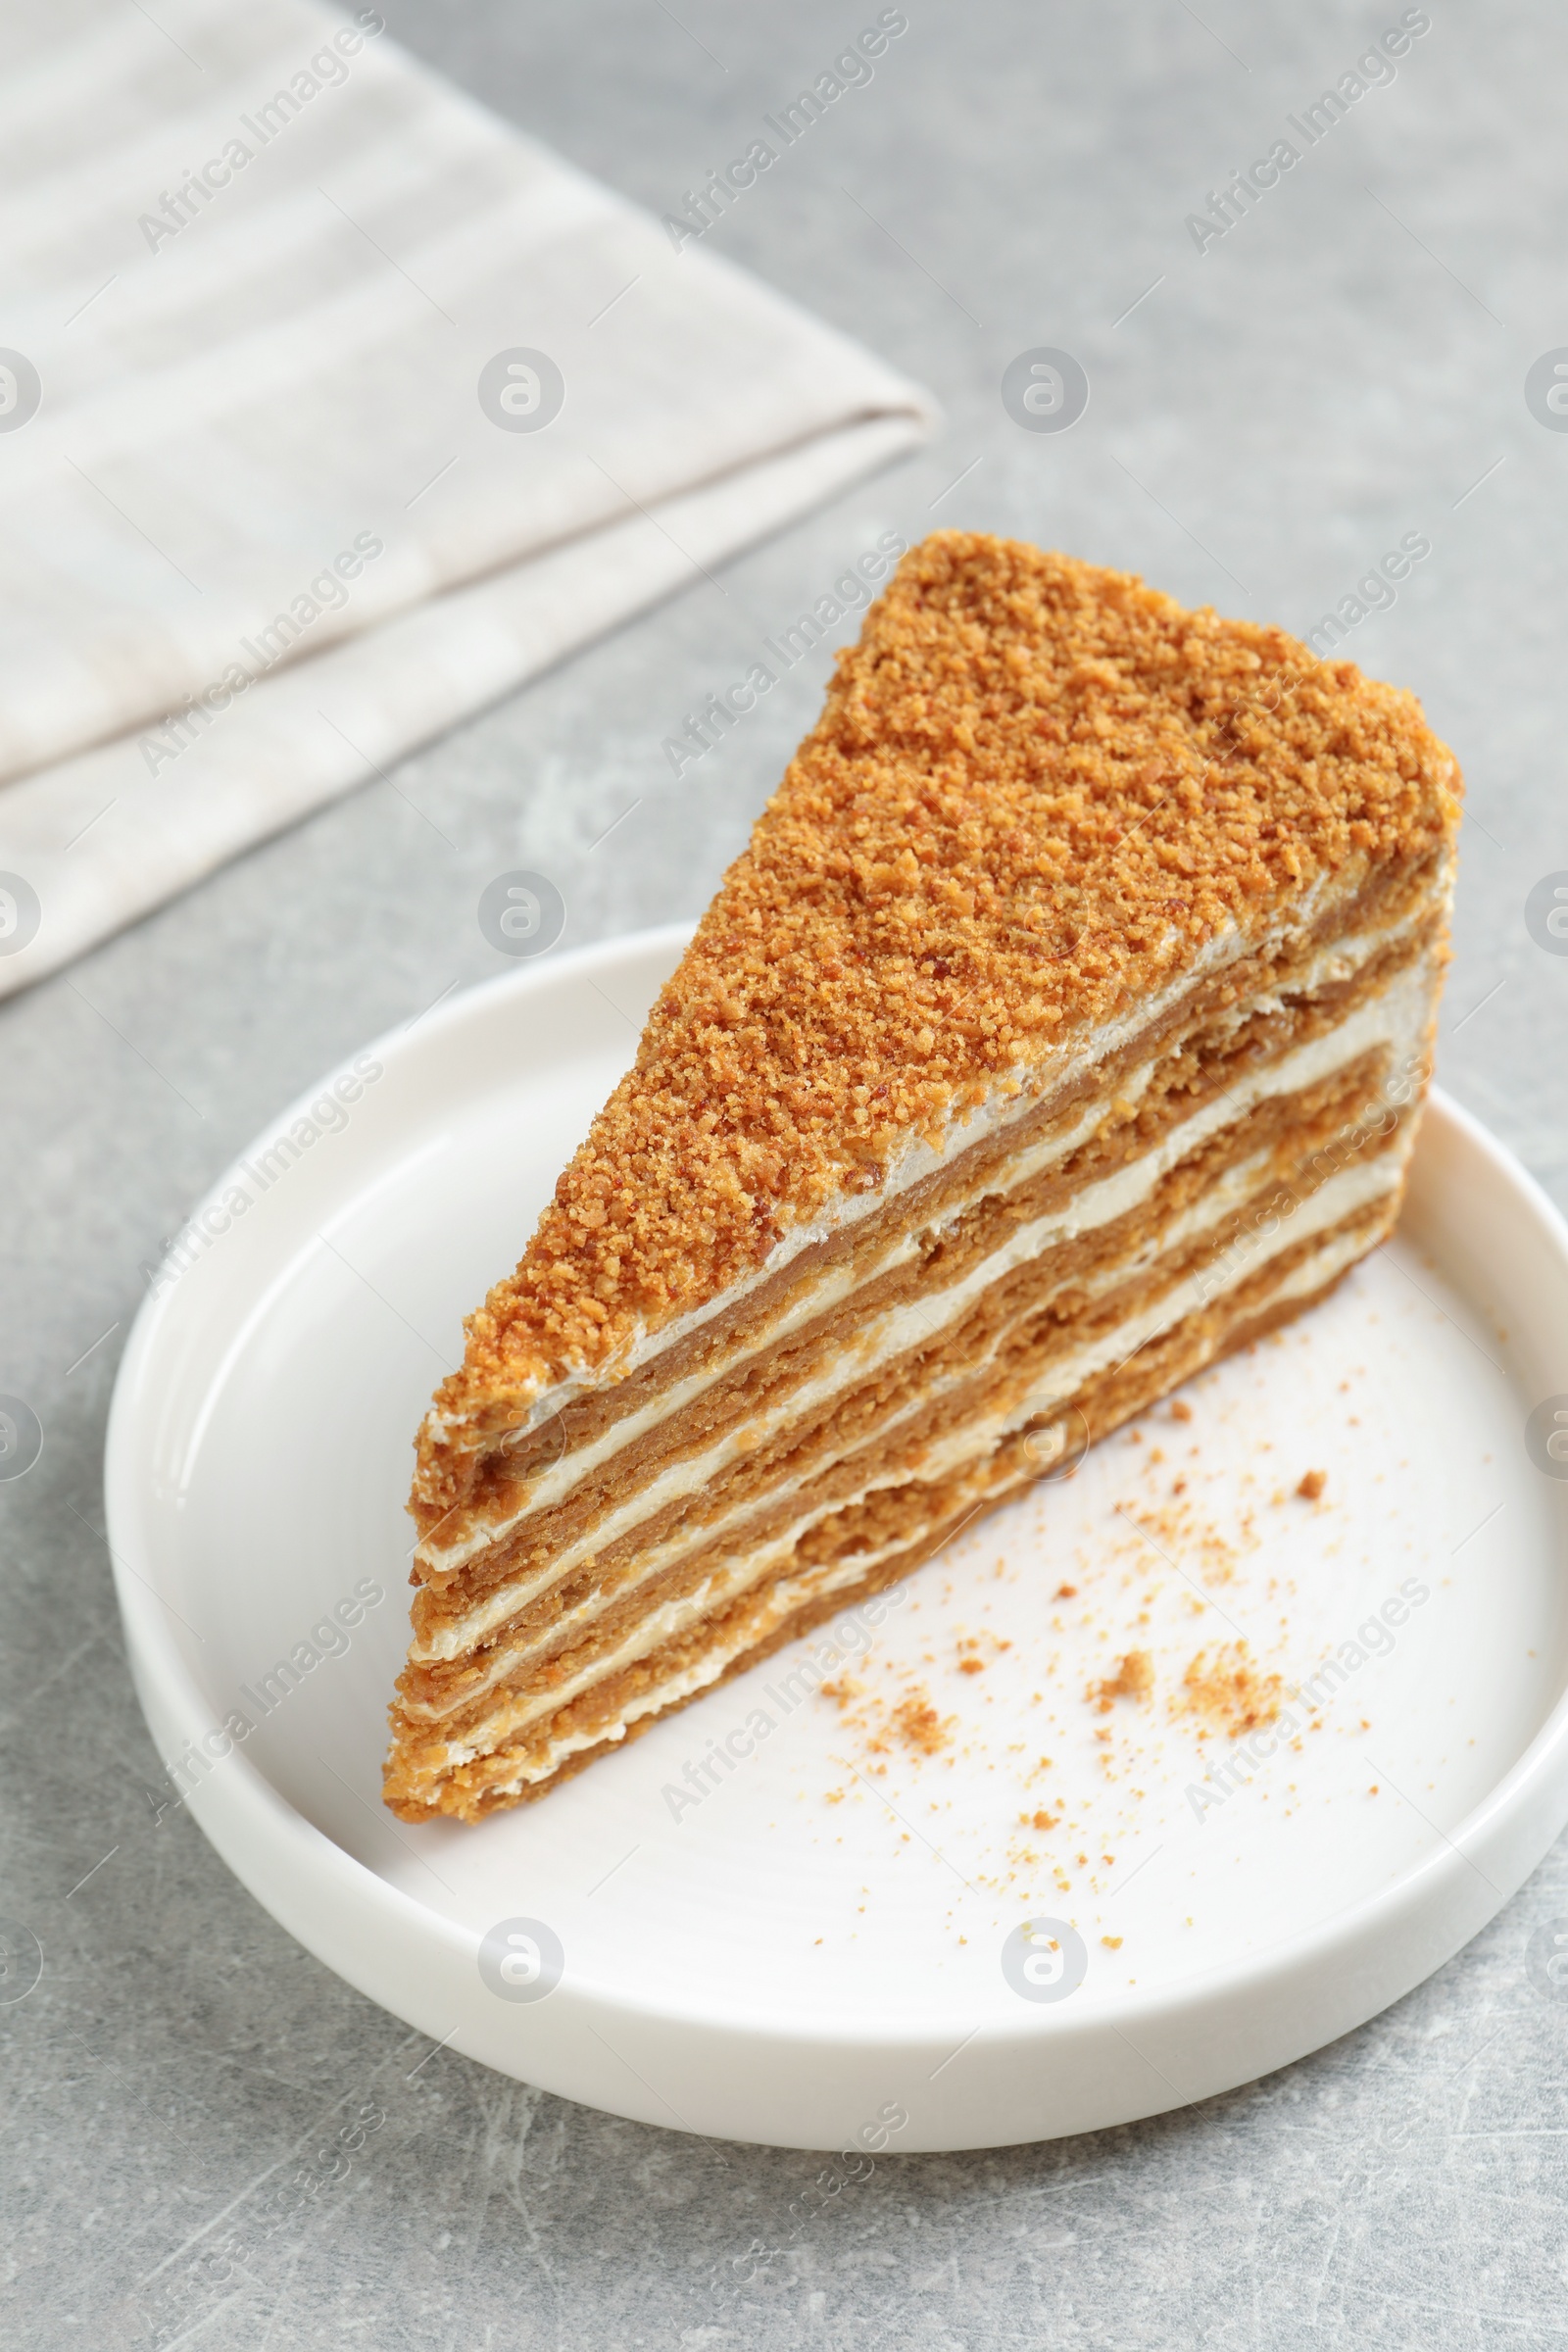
[0,0,934,996]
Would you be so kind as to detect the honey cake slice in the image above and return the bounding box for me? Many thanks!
[384,529,1461,1822]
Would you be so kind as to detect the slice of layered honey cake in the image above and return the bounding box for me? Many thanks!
[384,530,1460,1822]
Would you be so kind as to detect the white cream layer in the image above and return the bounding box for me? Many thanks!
[464,1200,1397,1791]
[413,945,1435,1617]
[414,1137,1409,1726]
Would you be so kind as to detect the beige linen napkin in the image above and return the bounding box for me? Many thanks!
[0,0,934,995]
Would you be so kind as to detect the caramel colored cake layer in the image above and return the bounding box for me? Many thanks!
[384,531,1461,1823]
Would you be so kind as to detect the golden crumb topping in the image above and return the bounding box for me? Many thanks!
[414,532,1459,1500]
[1180,1642,1285,1737]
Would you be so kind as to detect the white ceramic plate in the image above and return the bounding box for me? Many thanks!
[106,925,1568,2152]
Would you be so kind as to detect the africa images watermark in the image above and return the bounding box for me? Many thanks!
[148,1575,388,1822]
[712,2101,910,2311]
[1184,586,1417,818]
[136,2094,387,2347]
[661,1585,911,1823]
[1306,528,1432,659]
[141,1050,384,1296]
[136,10,386,251]
[138,533,384,776]
[1185,9,1433,256]
[1184,1573,1432,1822]
[662,9,909,251]
[662,531,906,777]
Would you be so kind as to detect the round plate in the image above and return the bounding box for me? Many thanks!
[106,925,1568,2152]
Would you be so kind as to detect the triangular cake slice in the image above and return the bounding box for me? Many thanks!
[385,530,1460,1822]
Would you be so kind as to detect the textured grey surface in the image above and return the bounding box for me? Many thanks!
[5,1,1568,2344]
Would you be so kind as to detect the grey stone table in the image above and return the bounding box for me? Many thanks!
[6,2,1568,2344]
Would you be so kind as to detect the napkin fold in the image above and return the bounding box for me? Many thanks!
[0,0,934,995]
